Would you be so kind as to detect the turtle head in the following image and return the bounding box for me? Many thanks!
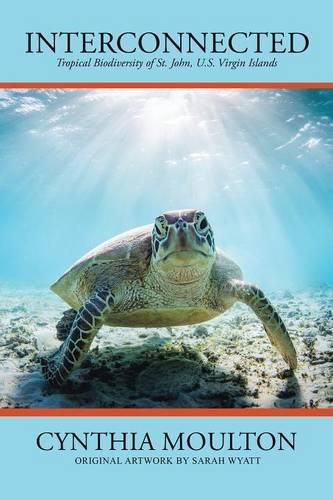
[151,209,216,283]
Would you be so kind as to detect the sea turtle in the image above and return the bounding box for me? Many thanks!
[41,209,297,386]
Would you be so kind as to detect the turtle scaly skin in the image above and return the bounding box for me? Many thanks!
[41,209,297,386]
[41,288,115,386]
[55,309,76,341]
[224,280,297,369]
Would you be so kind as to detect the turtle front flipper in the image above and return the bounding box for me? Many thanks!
[56,308,77,341]
[41,287,115,386]
[225,279,297,370]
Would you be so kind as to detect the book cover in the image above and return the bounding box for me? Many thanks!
[0,1,332,498]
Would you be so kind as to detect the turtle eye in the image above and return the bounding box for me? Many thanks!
[196,213,209,233]
[200,218,208,230]
[154,216,168,238]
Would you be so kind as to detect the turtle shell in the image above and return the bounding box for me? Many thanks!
[50,224,153,310]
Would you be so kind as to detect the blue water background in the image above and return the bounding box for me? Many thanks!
[0,88,332,290]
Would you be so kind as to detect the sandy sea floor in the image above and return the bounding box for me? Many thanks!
[0,286,332,408]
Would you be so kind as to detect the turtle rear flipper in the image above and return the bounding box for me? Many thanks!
[226,279,297,370]
[56,308,77,341]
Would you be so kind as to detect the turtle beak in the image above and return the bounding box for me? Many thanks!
[163,220,199,260]
[175,226,188,251]
[170,219,191,251]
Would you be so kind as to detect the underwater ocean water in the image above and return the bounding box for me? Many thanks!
[0,88,332,291]
[1,88,333,408]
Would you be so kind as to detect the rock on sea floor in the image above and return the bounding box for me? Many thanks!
[0,286,333,408]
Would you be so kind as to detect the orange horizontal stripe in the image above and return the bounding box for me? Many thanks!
[0,408,332,417]
[0,82,333,89]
